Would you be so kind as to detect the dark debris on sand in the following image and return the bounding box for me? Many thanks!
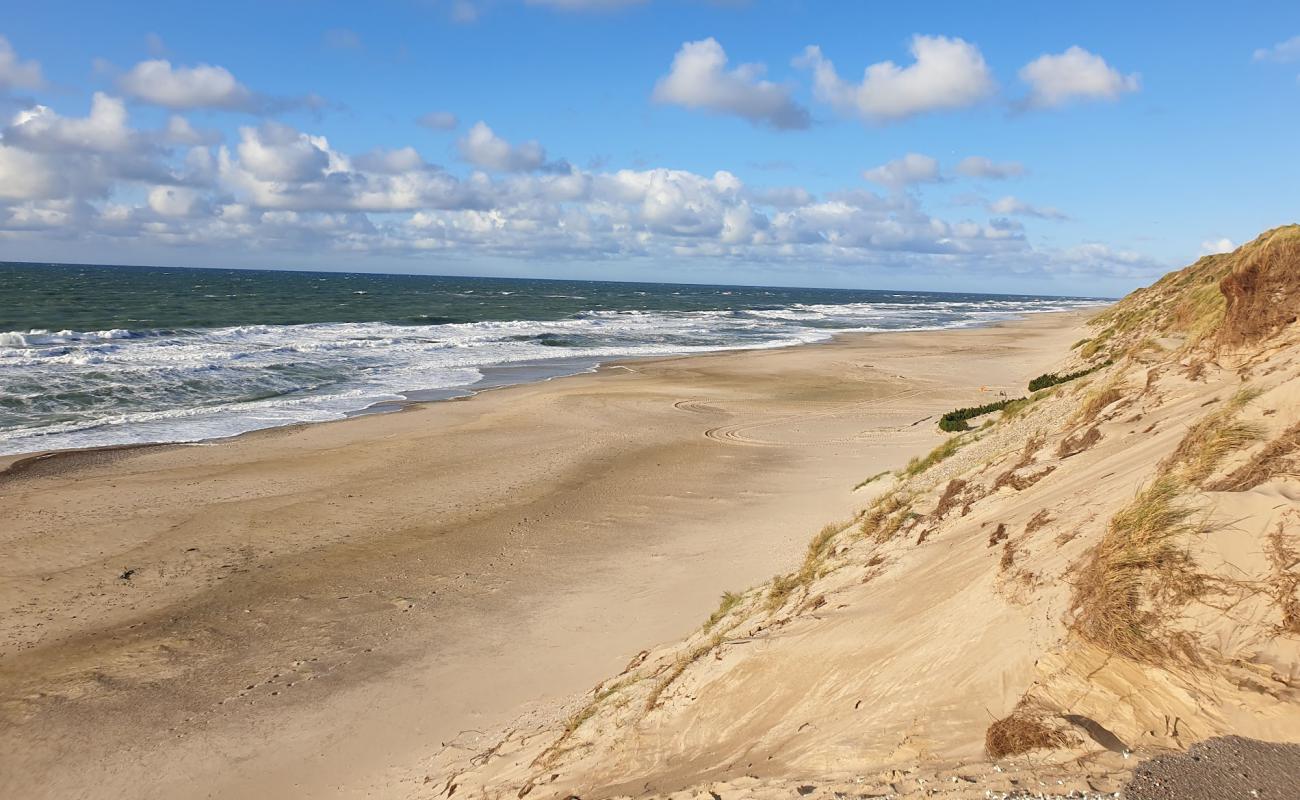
[1124,736,1300,799]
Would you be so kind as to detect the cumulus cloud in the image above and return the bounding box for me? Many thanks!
[0,92,1159,285]
[862,153,941,190]
[955,156,1025,180]
[1253,35,1300,63]
[5,93,141,154]
[354,146,427,174]
[1200,237,1235,255]
[652,38,809,130]
[113,59,323,114]
[1018,46,1139,108]
[796,35,994,122]
[148,185,206,217]
[0,35,44,91]
[987,195,1067,220]
[118,59,256,110]
[418,111,459,130]
[162,115,221,146]
[457,121,547,172]
[231,123,333,182]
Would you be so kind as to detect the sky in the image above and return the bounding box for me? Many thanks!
[1,1,1298,296]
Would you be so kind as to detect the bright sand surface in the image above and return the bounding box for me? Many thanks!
[0,310,1091,799]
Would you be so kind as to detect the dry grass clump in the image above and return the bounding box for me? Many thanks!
[1075,376,1127,425]
[766,520,851,612]
[644,633,723,712]
[1267,522,1300,635]
[1000,539,1017,570]
[931,479,967,518]
[1162,387,1262,485]
[1057,425,1102,458]
[1025,509,1052,535]
[858,491,911,542]
[1205,421,1300,491]
[703,591,743,632]
[985,713,1073,759]
[852,470,891,491]
[1071,475,1202,662]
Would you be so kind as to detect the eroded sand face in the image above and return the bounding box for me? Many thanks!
[0,313,1089,799]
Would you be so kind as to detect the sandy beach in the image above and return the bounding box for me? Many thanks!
[0,311,1091,799]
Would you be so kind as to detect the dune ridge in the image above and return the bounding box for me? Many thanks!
[437,226,1300,799]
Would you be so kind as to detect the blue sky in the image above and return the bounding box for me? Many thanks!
[1,1,1298,295]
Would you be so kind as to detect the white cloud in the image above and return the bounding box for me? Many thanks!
[1018,47,1139,108]
[0,145,65,200]
[988,195,1067,220]
[955,156,1025,180]
[148,185,205,217]
[6,93,140,154]
[162,115,221,146]
[797,35,994,122]
[862,153,941,189]
[418,111,459,130]
[0,93,1160,285]
[118,59,256,110]
[354,146,426,174]
[1200,237,1235,255]
[457,121,547,172]
[652,38,809,130]
[231,123,333,182]
[0,35,45,91]
[1253,35,1300,63]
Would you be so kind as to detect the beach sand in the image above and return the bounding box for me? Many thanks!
[0,311,1091,800]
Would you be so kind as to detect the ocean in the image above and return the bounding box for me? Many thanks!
[0,262,1103,456]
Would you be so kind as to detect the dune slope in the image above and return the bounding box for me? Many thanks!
[440,226,1300,799]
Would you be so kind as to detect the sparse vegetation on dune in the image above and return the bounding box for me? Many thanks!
[985,712,1074,759]
[1206,421,1300,491]
[1161,387,1262,485]
[1070,475,1199,662]
[447,226,1300,800]
[901,433,967,475]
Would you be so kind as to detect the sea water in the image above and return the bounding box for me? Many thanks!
[0,262,1103,455]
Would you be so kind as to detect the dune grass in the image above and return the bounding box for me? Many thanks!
[703,591,743,632]
[1207,421,1300,491]
[1163,387,1262,485]
[1071,475,1199,662]
[901,435,967,477]
[852,470,891,491]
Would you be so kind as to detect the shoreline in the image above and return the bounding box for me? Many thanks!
[0,307,1105,473]
[1,309,1094,799]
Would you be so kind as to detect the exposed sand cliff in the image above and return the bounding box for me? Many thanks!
[439,226,1300,799]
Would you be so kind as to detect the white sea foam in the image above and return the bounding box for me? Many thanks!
[0,299,1097,455]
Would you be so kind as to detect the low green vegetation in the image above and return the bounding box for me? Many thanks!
[1027,360,1112,392]
[938,398,1024,432]
[852,470,891,491]
[703,591,743,632]
[902,435,967,474]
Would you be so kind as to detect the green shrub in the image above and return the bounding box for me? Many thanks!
[1027,361,1112,392]
[939,398,1023,432]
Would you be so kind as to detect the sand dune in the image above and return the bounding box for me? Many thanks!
[438,226,1300,799]
[0,312,1089,799]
